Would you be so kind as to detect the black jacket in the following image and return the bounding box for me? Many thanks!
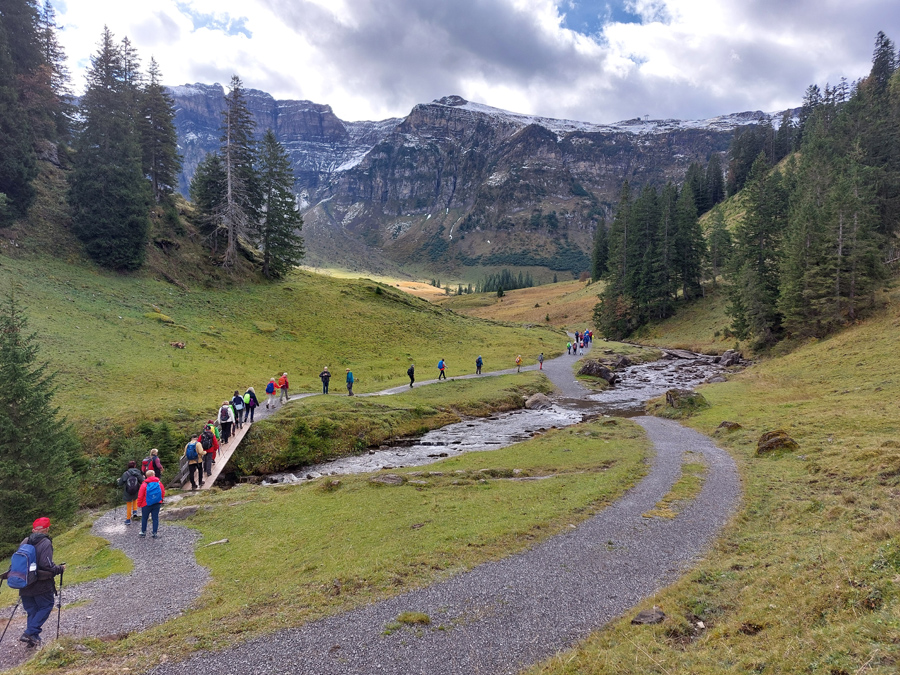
[20,532,63,597]
[117,467,144,502]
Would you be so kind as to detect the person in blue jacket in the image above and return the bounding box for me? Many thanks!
[475,355,483,374]
[346,368,354,396]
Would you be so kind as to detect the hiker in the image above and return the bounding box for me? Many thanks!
[515,354,522,372]
[243,387,259,422]
[346,368,354,396]
[231,390,245,430]
[138,470,165,538]
[320,367,331,394]
[219,401,235,443]
[0,517,65,648]
[538,353,544,370]
[567,341,572,355]
[407,364,415,387]
[183,434,206,489]
[278,372,290,404]
[265,378,277,408]
[141,448,163,477]
[200,425,219,476]
[438,358,447,380]
[117,460,144,524]
[475,355,482,375]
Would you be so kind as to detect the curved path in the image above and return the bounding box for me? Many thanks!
[1,345,741,674]
[150,349,740,675]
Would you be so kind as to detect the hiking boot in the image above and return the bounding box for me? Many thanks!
[19,634,32,645]
[139,531,146,538]
[23,635,41,648]
[125,518,131,524]
[152,533,159,539]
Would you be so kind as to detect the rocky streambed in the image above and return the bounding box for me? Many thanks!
[263,349,738,485]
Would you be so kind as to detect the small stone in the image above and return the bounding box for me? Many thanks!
[756,430,799,455]
[369,474,405,486]
[717,421,742,432]
[631,606,666,625]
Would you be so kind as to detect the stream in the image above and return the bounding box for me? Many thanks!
[263,352,728,485]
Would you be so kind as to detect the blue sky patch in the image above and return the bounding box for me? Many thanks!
[559,1,642,37]
[175,2,252,39]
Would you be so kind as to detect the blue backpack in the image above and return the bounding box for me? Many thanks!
[145,481,162,506]
[7,543,37,589]
[185,441,199,461]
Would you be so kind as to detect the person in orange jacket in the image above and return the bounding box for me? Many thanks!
[278,372,289,404]
[137,469,166,538]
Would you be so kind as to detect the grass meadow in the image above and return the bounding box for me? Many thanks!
[13,418,650,674]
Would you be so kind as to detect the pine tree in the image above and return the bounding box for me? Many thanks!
[34,0,70,140]
[705,153,725,208]
[257,129,304,278]
[0,17,36,220]
[0,291,78,553]
[673,183,705,300]
[189,151,226,240]
[69,26,149,270]
[590,218,608,280]
[727,154,787,345]
[706,209,732,287]
[219,75,260,266]
[139,58,182,202]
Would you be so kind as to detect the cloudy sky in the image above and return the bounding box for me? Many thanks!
[52,0,900,123]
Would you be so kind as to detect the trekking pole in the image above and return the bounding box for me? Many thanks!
[55,568,64,640]
[0,599,20,648]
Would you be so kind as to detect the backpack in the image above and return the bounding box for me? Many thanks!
[145,480,162,506]
[186,441,199,460]
[438,360,444,369]
[219,406,230,423]
[200,430,214,451]
[125,471,141,495]
[407,366,414,376]
[6,543,37,589]
[141,456,159,475]
[243,393,251,405]
[233,397,244,410]
[266,382,275,394]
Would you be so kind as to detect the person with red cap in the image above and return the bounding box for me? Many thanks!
[0,517,65,648]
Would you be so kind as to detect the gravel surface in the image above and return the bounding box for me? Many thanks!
[149,344,741,675]
[0,507,209,670]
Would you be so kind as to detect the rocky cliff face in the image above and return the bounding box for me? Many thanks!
[170,86,786,278]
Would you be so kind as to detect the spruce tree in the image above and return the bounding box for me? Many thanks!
[190,151,226,240]
[0,292,78,553]
[705,153,725,208]
[706,209,732,287]
[219,75,260,266]
[257,129,304,278]
[69,27,149,270]
[139,58,182,202]
[0,17,36,220]
[590,217,608,281]
[673,183,705,300]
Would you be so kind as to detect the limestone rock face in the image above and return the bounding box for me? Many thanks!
[169,84,795,274]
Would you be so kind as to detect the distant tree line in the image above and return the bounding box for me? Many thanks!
[592,31,900,348]
[476,269,535,294]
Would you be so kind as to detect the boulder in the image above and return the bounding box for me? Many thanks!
[525,393,553,409]
[613,355,632,369]
[578,360,619,384]
[756,430,799,455]
[717,421,743,432]
[369,473,405,486]
[631,606,666,625]
[718,349,743,367]
[665,388,709,410]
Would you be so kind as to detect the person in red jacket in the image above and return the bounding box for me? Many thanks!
[137,470,166,539]
[278,372,289,404]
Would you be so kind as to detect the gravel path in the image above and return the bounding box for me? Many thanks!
[149,343,741,675]
[0,508,209,670]
[1,340,740,675]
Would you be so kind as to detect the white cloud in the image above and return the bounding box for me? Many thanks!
[53,0,900,123]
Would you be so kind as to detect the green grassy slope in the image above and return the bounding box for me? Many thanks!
[527,285,900,675]
[0,254,562,437]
